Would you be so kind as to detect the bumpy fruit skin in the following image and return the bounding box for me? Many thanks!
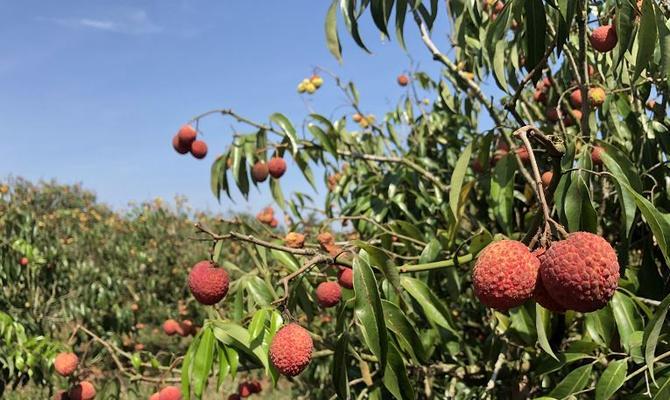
[588,87,606,107]
[540,232,619,312]
[315,281,341,307]
[541,171,553,188]
[590,25,617,52]
[149,393,160,400]
[337,267,353,289]
[54,352,79,377]
[284,232,305,249]
[190,140,208,159]
[159,386,182,400]
[163,319,181,336]
[591,146,605,166]
[172,135,190,154]
[177,125,197,145]
[269,323,313,377]
[397,74,409,86]
[188,261,230,305]
[267,157,287,178]
[68,381,96,400]
[472,240,540,311]
[570,89,582,108]
[534,273,567,313]
[251,162,269,182]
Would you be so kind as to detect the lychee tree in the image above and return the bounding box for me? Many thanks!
[169,0,670,398]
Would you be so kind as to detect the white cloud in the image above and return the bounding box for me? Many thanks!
[38,9,162,35]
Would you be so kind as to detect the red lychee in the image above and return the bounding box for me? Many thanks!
[317,232,335,248]
[249,380,262,393]
[564,109,582,127]
[269,323,313,377]
[19,257,29,266]
[471,158,484,173]
[397,74,409,87]
[179,320,194,337]
[541,171,553,188]
[516,147,530,164]
[238,382,253,397]
[268,157,287,179]
[570,89,582,108]
[53,390,69,400]
[188,260,230,305]
[472,240,540,311]
[546,107,560,123]
[251,162,269,182]
[149,393,160,400]
[591,146,605,166]
[163,319,181,336]
[533,89,547,104]
[54,352,79,377]
[534,272,567,313]
[190,140,208,159]
[228,395,241,400]
[539,232,619,312]
[256,207,274,224]
[172,135,190,155]
[269,218,279,228]
[315,281,341,308]
[590,25,617,53]
[337,267,353,289]
[158,386,182,400]
[68,381,96,400]
[177,125,197,146]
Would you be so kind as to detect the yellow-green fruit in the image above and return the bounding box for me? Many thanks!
[297,83,306,93]
[305,83,317,94]
[588,87,606,107]
[310,75,323,88]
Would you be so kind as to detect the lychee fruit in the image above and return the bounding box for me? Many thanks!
[516,147,530,163]
[472,240,540,311]
[53,390,69,400]
[130,303,139,312]
[284,232,305,249]
[163,319,181,336]
[315,281,341,308]
[397,74,409,86]
[352,113,363,123]
[534,273,567,313]
[68,381,96,400]
[251,162,269,182]
[305,82,317,94]
[267,157,287,178]
[590,25,617,53]
[177,125,197,146]
[179,320,194,337]
[228,395,241,400]
[317,232,335,248]
[256,207,274,224]
[539,232,619,312]
[541,171,553,188]
[188,261,230,305]
[591,146,605,166]
[546,107,560,123]
[533,89,547,104]
[149,393,160,400]
[19,257,29,266]
[588,87,606,107]
[249,380,262,393]
[54,352,79,377]
[158,386,182,400]
[269,323,313,376]
[337,267,353,289]
[172,135,190,155]
[564,109,582,127]
[238,382,253,397]
[270,218,279,228]
[190,140,208,159]
[310,75,324,88]
[570,89,582,108]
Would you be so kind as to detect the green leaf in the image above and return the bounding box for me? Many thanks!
[633,0,658,81]
[614,1,636,69]
[400,277,458,336]
[536,304,557,360]
[308,123,336,157]
[449,142,472,219]
[181,335,197,400]
[556,0,576,56]
[210,155,224,201]
[353,252,388,369]
[192,327,215,397]
[325,0,342,62]
[341,0,370,53]
[595,359,627,400]
[269,178,285,210]
[599,148,638,237]
[382,300,426,362]
[611,291,642,353]
[657,5,670,79]
[395,0,408,50]
[418,238,442,264]
[548,364,593,398]
[248,309,267,344]
[270,113,298,156]
[232,137,249,198]
[355,241,400,290]
[524,0,547,75]
[383,341,415,400]
[216,345,229,389]
[333,333,350,400]
[585,306,615,347]
[564,173,597,233]
[490,154,515,234]
[370,0,393,37]
[644,293,670,384]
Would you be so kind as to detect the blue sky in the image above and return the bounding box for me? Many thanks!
[0,1,450,215]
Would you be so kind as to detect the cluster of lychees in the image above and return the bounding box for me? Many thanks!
[52,352,96,400]
[256,206,279,228]
[250,157,287,183]
[162,318,197,337]
[225,379,263,399]
[472,232,620,313]
[297,75,323,94]
[351,113,376,129]
[171,125,208,159]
